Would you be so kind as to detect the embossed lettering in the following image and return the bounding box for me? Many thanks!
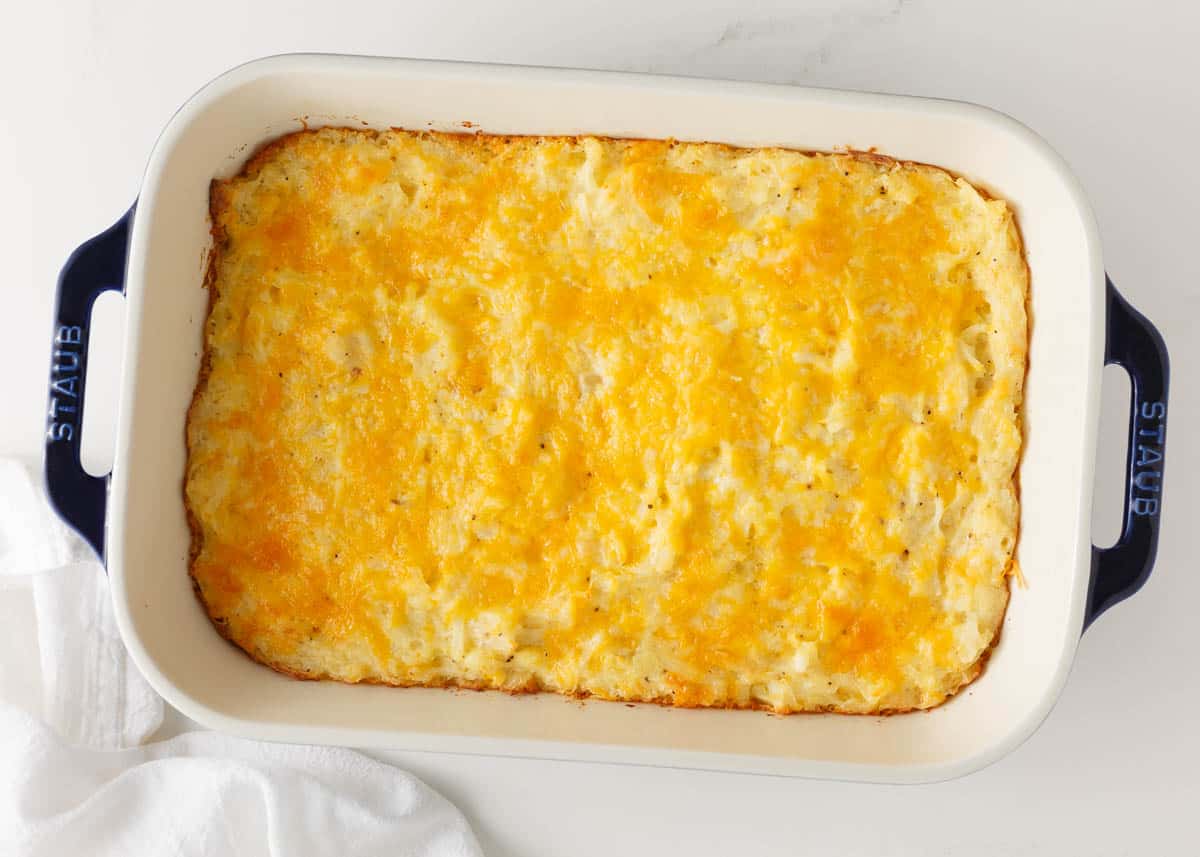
[47,423,74,443]
[1136,444,1163,467]
[50,376,79,398]
[1133,471,1161,492]
[47,327,85,446]
[1138,424,1165,445]
[53,350,80,373]
[1140,401,1166,420]
[1132,497,1159,517]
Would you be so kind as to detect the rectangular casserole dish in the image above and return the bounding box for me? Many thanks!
[44,54,1170,783]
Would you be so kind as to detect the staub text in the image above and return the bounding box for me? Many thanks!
[1132,400,1166,516]
[47,325,83,443]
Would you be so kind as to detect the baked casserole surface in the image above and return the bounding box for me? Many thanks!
[186,127,1026,713]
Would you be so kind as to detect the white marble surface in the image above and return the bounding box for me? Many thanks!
[6,0,1200,853]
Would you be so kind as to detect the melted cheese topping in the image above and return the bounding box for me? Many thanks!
[187,128,1026,713]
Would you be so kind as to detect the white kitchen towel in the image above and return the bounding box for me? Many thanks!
[0,457,483,857]
[0,704,482,857]
[0,458,161,747]
[32,561,164,748]
[0,457,93,577]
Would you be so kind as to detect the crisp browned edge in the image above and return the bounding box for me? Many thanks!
[183,127,1030,717]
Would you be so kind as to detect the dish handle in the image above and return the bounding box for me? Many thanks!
[44,209,133,565]
[1085,279,1170,629]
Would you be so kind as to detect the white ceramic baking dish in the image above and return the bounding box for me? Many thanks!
[44,54,1170,783]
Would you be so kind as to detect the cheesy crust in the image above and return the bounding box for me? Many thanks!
[186,128,1026,714]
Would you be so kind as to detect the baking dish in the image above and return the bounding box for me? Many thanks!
[44,54,1169,783]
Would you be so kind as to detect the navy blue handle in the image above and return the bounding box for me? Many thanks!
[44,211,132,564]
[1084,279,1169,629]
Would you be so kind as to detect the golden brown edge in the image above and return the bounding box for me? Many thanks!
[182,126,1030,716]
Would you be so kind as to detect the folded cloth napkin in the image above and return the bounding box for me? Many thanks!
[0,458,483,857]
[0,458,157,747]
[0,705,482,856]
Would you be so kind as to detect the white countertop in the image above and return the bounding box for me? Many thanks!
[6,0,1199,853]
